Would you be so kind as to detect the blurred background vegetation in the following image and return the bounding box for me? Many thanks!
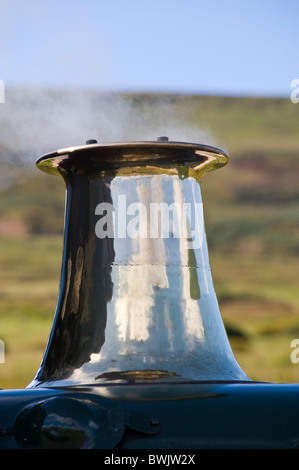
[0,91,299,388]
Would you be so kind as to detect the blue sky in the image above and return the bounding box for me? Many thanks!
[1,0,297,97]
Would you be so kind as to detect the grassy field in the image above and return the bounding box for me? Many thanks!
[0,91,299,388]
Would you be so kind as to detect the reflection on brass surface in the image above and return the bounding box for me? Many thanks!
[95,369,179,382]
[70,246,84,314]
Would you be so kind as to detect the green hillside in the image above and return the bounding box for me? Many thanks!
[0,91,299,388]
